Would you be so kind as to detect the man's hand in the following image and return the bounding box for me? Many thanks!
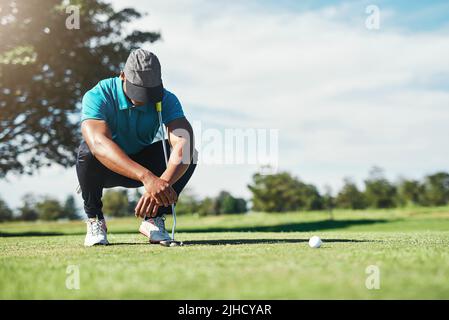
[142,175,178,206]
[134,192,160,218]
[134,179,177,217]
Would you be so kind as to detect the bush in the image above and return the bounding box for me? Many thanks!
[17,194,39,221]
[103,189,129,217]
[35,197,65,221]
[396,179,423,207]
[127,189,143,214]
[336,178,367,209]
[175,189,200,215]
[421,172,449,206]
[174,190,248,216]
[218,192,247,214]
[197,197,216,216]
[0,196,13,222]
[62,195,80,220]
[248,172,323,212]
[364,167,397,209]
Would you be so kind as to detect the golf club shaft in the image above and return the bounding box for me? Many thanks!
[157,108,177,241]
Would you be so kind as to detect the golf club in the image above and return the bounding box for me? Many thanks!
[153,101,183,247]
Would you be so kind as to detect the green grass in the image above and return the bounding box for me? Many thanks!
[1,206,449,299]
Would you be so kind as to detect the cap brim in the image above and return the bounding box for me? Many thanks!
[125,80,164,104]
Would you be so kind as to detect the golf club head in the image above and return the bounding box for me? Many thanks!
[160,240,184,247]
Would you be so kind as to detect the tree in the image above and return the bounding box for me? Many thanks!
[364,167,397,209]
[335,178,367,210]
[62,194,79,220]
[127,189,142,214]
[235,198,248,214]
[249,172,297,212]
[102,189,129,217]
[297,183,323,211]
[396,178,423,207]
[220,195,236,214]
[322,185,335,220]
[197,197,216,216]
[421,172,449,206]
[248,171,322,212]
[0,196,13,222]
[217,191,247,214]
[0,0,161,177]
[35,197,65,220]
[175,188,200,215]
[17,193,39,221]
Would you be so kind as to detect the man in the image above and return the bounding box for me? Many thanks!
[76,49,196,246]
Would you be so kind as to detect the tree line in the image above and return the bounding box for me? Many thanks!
[1,167,448,222]
[98,189,248,218]
[0,194,78,222]
[0,189,248,222]
[249,167,449,212]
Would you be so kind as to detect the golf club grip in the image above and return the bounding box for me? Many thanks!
[158,112,169,166]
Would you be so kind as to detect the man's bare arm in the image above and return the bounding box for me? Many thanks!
[81,119,153,182]
[160,117,195,185]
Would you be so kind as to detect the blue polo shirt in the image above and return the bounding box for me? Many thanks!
[81,77,185,155]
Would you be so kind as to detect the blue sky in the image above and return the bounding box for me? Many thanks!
[253,0,449,28]
[1,0,449,210]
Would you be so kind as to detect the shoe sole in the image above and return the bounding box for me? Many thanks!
[84,240,109,247]
[139,227,168,244]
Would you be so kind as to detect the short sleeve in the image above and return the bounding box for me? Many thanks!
[161,90,185,125]
[81,86,107,122]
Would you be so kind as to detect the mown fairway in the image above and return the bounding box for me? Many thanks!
[1,207,449,299]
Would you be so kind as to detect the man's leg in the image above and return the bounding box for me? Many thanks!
[76,141,106,220]
[76,141,142,220]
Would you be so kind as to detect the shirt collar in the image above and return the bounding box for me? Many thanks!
[116,77,152,113]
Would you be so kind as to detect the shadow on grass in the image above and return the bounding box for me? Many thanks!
[106,242,149,246]
[0,231,67,237]
[181,219,389,233]
[182,238,375,246]
[95,238,376,246]
[0,219,389,238]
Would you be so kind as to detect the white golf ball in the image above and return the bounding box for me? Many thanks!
[308,236,322,248]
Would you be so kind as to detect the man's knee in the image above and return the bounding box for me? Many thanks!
[78,144,92,157]
[76,142,106,189]
[77,142,95,164]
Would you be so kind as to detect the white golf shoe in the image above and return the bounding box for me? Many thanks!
[84,218,109,247]
[139,216,171,243]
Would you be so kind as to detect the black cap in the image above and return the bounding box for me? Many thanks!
[123,49,164,103]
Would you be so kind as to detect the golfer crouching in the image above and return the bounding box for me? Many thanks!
[76,49,197,246]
